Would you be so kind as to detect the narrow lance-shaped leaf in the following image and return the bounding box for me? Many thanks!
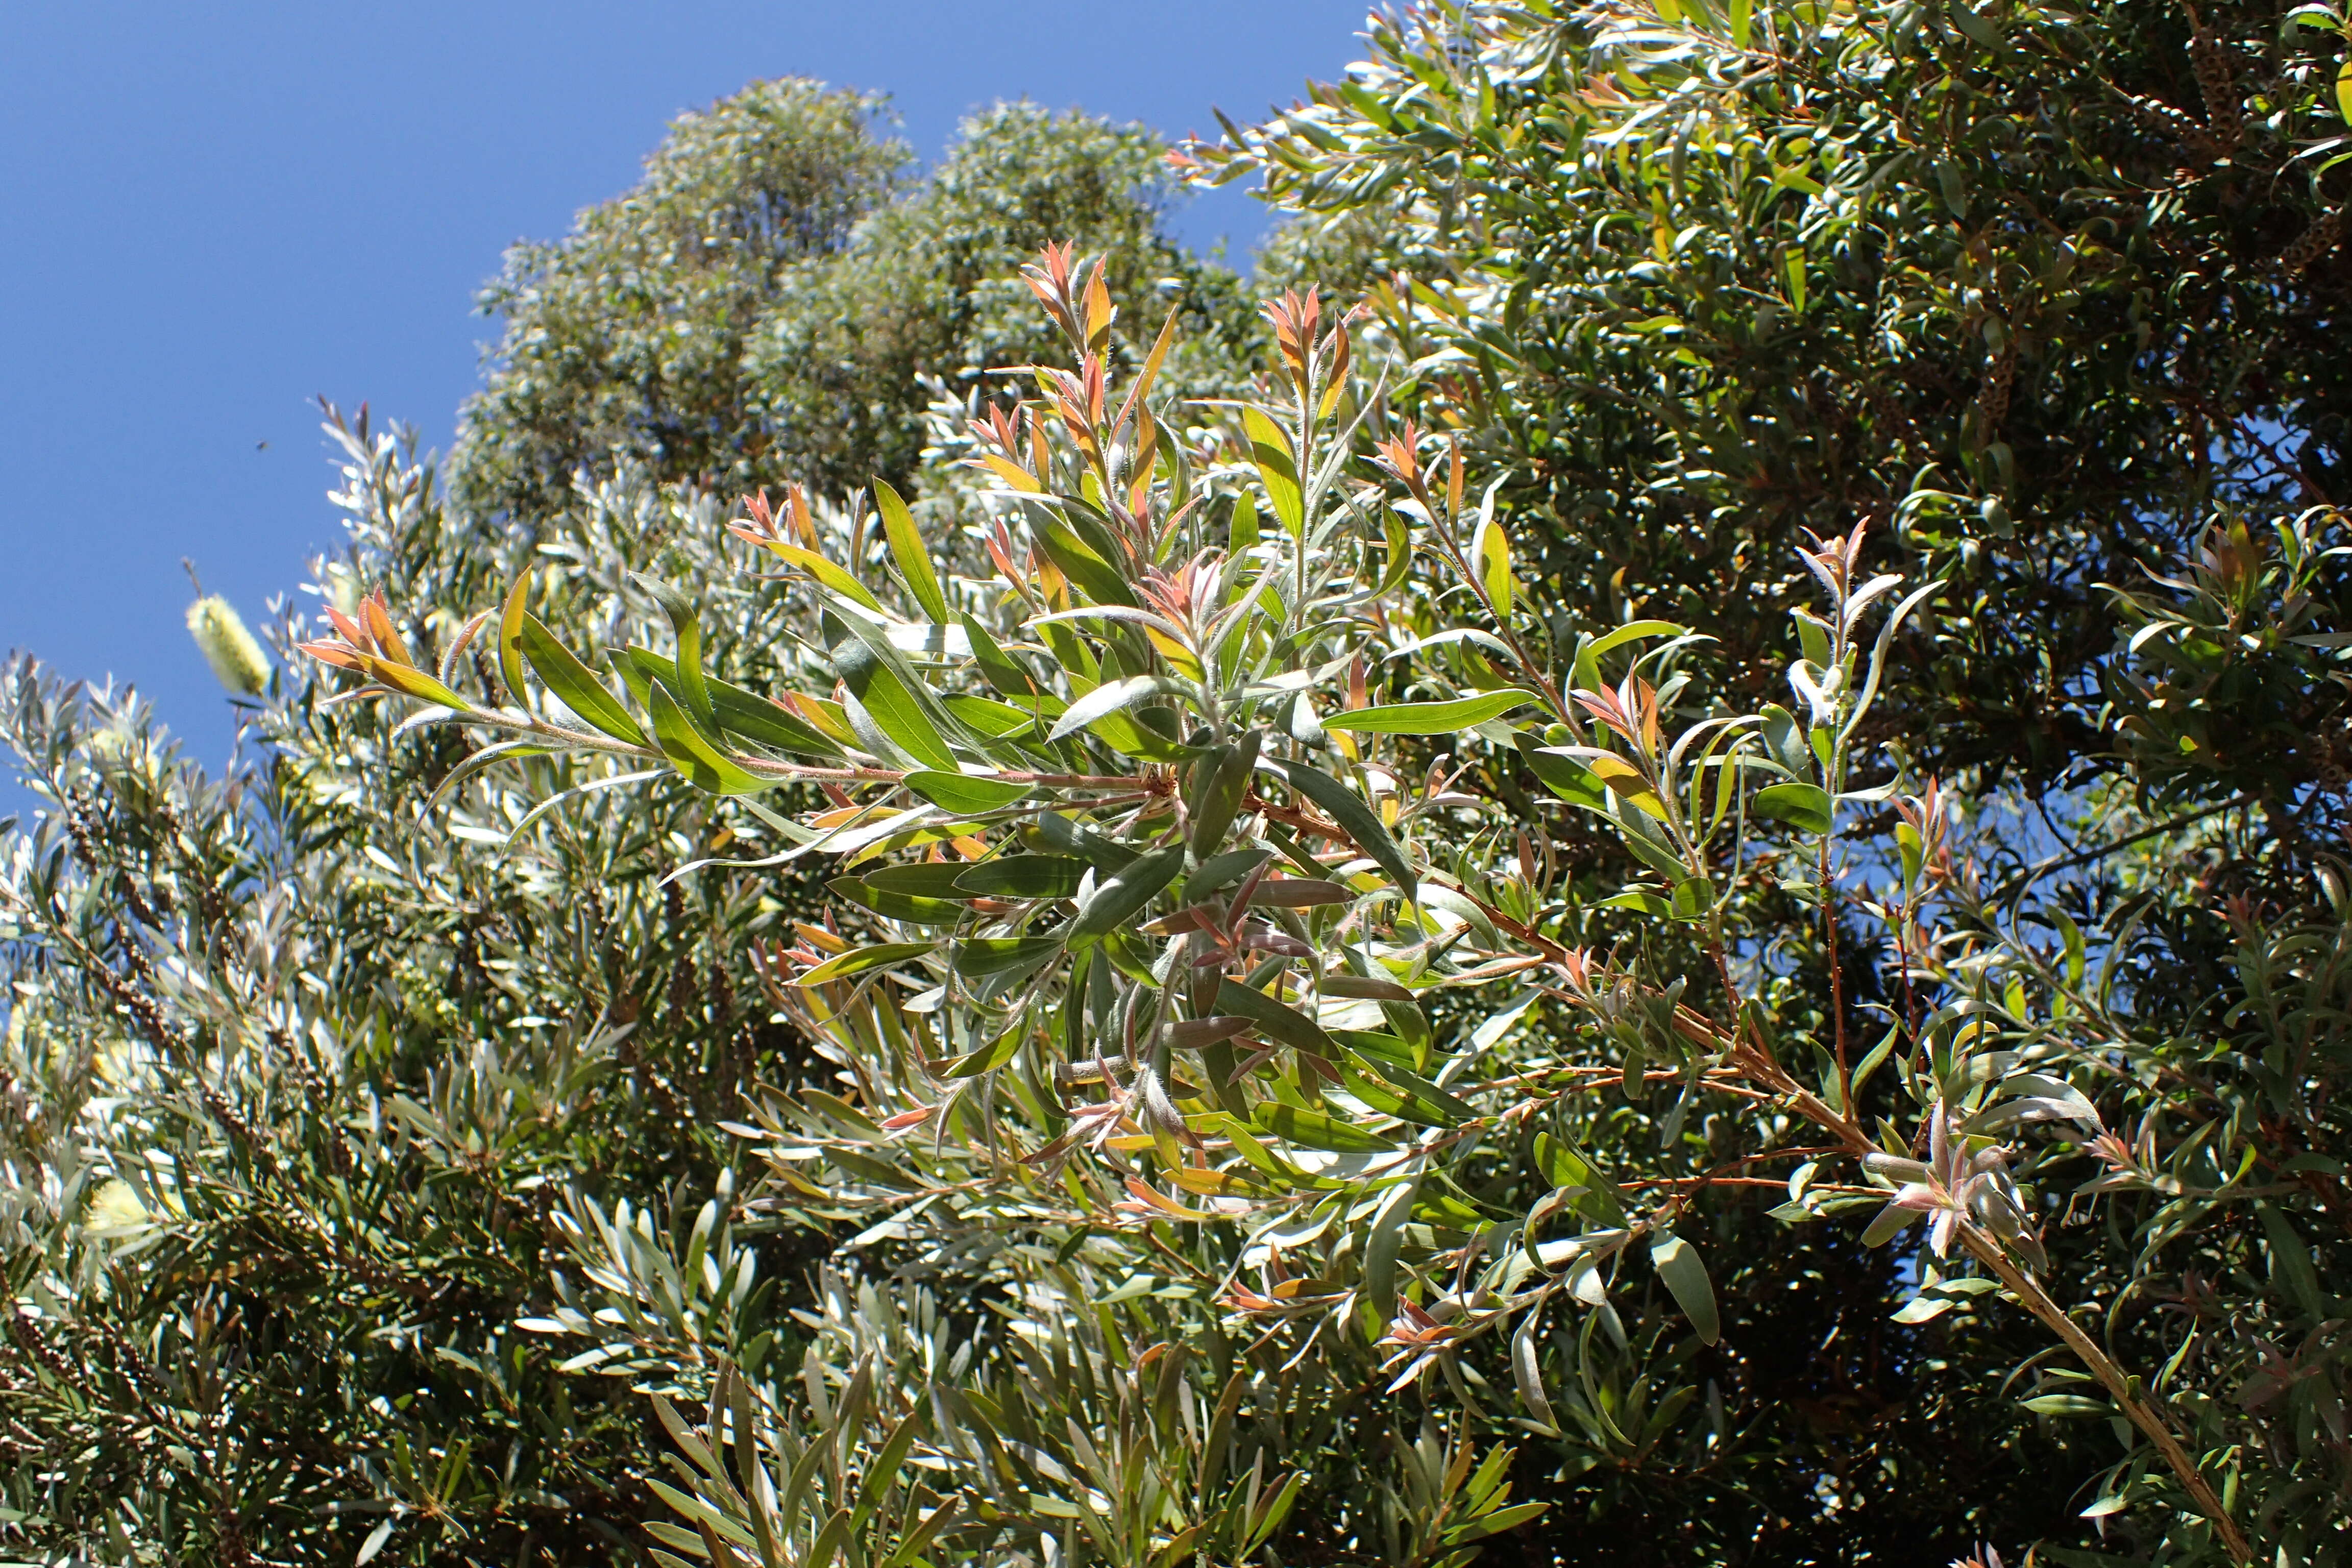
[1265,757,1415,898]
[873,479,949,624]
[955,856,1086,899]
[498,570,531,703]
[901,771,1032,816]
[1327,689,1538,734]
[1068,842,1186,945]
[795,943,935,986]
[1242,406,1305,537]
[1048,674,1183,743]
[1471,489,1513,617]
[1363,1176,1418,1321]
[632,573,716,731]
[1254,1102,1396,1153]
[646,679,767,795]
[830,624,958,772]
[1650,1233,1720,1345]
[519,614,648,747]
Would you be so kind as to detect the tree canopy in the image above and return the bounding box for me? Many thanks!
[456,87,1255,522]
[8,8,2352,1568]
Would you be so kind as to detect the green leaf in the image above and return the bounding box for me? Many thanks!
[1189,845,1272,896]
[1265,758,1416,898]
[632,573,715,730]
[873,479,949,624]
[807,1507,852,1568]
[2020,1394,2111,1417]
[959,612,1042,699]
[1571,619,1685,694]
[1242,407,1304,536]
[1036,516,1137,606]
[954,937,1063,977]
[955,856,1086,899]
[1891,1293,1955,1325]
[828,876,966,926]
[1448,1501,1547,1543]
[359,657,473,710]
[1229,489,1259,552]
[1068,843,1187,944]
[1580,752,1667,819]
[938,1017,1027,1077]
[763,540,886,613]
[423,739,549,812]
[1751,781,1834,835]
[1082,702,1198,762]
[856,1410,924,1521]
[1216,976,1339,1058]
[1254,1103,1396,1153]
[2258,1202,2325,1318]
[497,571,531,703]
[862,863,974,897]
[1517,734,1606,807]
[1760,702,1812,779]
[1649,1234,1720,1345]
[881,1499,961,1568]
[903,770,1032,816]
[794,943,935,986]
[1362,1178,1417,1319]
[942,691,1039,738]
[1859,1199,1920,1247]
[1024,812,1137,872]
[831,624,958,772]
[646,678,767,795]
[1189,731,1263,857]
[1326,690,1539,734]
[621,650,840,758]
[1049,674,1182,742]
[1511,1313,1558,1434]
[1472,508,1513,616]
[520,614,648,747]
[1350,1055,1473,1126]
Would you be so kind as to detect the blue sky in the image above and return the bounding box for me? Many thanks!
[0,2,1365,775]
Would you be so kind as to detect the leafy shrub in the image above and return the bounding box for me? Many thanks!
[287,238,2342,1566]
[7,5,2352,1564]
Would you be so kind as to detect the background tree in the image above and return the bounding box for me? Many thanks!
[1178,0,2352,1557]
[457,87,1258,523]
[452,78,907,525]
[7,6,2352,1567]
[744,101,1263,501]
[1195,0,2352,802]
[2,78,1266,1568]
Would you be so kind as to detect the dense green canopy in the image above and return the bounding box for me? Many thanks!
[6,8,2351,1567]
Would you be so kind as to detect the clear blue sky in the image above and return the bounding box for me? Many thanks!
[0,2,1365,776]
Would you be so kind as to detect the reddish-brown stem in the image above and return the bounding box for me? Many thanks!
[1959,1231,2253,1564]
[1667,998,2253,1563]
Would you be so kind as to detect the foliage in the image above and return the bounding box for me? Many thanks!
[744,102,1263,503]
[457,88,1255,524]
[284,220,2352,1568]
[454,79,908,526]
[1189,0,2352,801]
[7,5,2352,1565]
[1,413,842,1565]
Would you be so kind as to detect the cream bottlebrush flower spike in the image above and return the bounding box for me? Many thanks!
[186,593,272,697]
